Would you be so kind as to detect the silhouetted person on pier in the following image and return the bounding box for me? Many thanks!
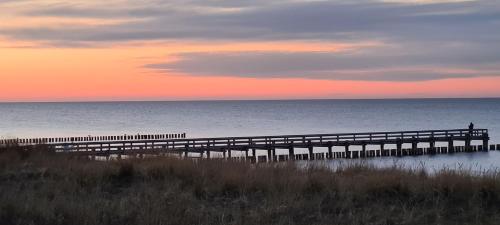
[469,122,474,135]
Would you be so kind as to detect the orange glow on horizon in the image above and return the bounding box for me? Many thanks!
[1,39,499,102]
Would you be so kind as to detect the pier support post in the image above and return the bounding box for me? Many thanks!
[228,149,232,159]
[288,146,295,161]
[429,140,436,155]
[361,144,366,158]
[465,134,472,152]
[184,144,189,158]
[411,141,417,155]
[223,150,227,159]
[267,149,272,162]
[252,148,256,158]
[448,139,454,153]
[380,143,385,157]
[328,143,333,159]
[396,139,402,157]
[345,144,350,159]
[308,146,314,160]
[483,135,489,152]
[206,143,211,159]
[306,140,313,160]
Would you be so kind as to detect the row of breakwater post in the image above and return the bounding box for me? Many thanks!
[0,133,186,147]
[2,128,493,162]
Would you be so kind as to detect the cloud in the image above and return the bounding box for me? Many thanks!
[148,48,500,81]
[2,0,499,43]
[1,0,500,81]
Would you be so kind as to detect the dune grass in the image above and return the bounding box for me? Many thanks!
[1,146,500,225]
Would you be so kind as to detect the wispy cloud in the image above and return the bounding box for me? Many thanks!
[148,49,500,81]
[3,0,498,43]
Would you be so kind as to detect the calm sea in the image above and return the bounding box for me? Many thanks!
[1,98,500,172]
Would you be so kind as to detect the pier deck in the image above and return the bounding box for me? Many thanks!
[1,128,492,162]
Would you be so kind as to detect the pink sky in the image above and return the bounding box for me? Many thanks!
[1,0,499,101]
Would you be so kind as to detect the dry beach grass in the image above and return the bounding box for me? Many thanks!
[1,146,500,225]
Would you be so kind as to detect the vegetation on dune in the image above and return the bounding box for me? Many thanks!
[1,146,500,225]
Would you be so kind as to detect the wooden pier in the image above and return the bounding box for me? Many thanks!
[1,128,493,162]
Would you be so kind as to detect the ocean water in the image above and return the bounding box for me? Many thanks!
[1,98,500,171]
[1,98,499,140]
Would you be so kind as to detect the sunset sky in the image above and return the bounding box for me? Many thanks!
[1,0,500,101]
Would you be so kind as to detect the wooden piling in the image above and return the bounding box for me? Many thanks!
[448,139,454,153]
[483,136,489,152]
[308,140,314,160]
[288,146,294,161]
[429,140,436,154]
[328,143,333,159]
[396,140,402,157]
[184,144,189,158]
[465,134,472,152]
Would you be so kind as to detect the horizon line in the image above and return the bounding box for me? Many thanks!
[1,96,500,104]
